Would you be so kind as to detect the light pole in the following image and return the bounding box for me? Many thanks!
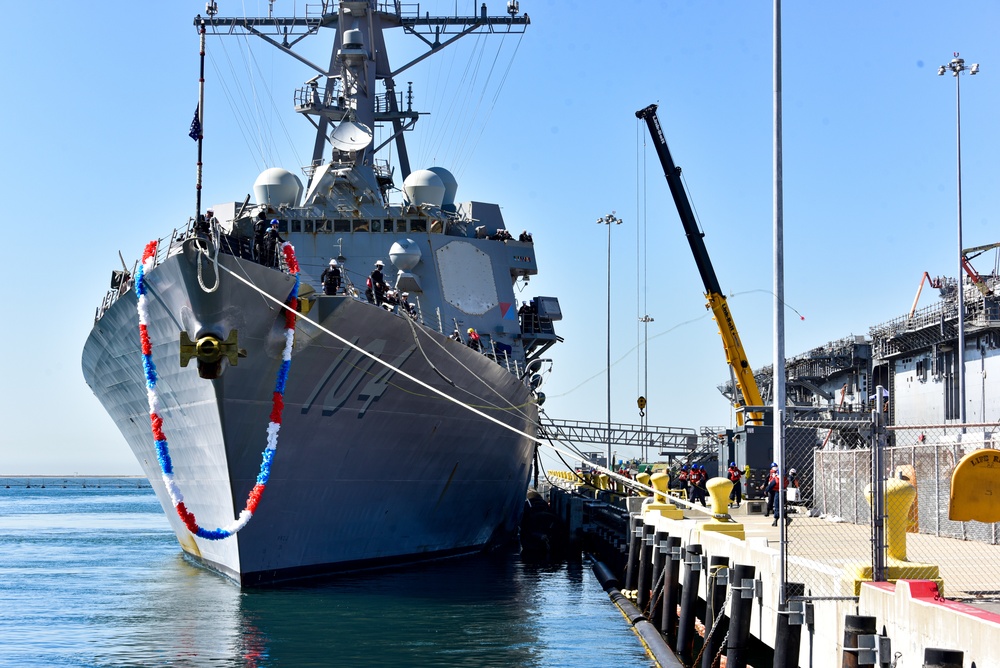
[598,212,623,470]
[938,53,979,425]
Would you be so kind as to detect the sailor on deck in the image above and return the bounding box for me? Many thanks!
[321,259,341,295]
[370,260,386,305]
[466,328,481,351]
[253,211,268,262]
[263,220,284,268]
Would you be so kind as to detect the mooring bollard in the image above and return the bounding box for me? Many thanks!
[676,543,704,664]
[624,515,644,592]
[724,563,756,668]
[661,535,683,647]
[773,582,805,668]
[922,648,963,667]
[841,614,877,668]
[649,529,668,630]
[700,555,730,668]
[637,523,655,610]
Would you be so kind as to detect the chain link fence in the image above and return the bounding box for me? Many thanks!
[783,414,1000,601]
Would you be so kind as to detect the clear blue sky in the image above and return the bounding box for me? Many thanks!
[2,1,999,474]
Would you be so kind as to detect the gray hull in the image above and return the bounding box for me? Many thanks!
[83,242,537,584]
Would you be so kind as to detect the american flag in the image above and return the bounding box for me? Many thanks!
[188,106,202,141]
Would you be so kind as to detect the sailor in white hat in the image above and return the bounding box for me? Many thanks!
[321,257,341,295]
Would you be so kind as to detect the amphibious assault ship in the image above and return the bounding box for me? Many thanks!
[82,0,560,585]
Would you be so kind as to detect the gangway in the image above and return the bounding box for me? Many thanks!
[539,418,698,457]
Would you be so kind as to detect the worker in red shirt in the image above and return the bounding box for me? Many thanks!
[727,462,743,508]
[761,463,778,516]
[673,465,689,493]
[688,464,707,507]
[766,468,792,526]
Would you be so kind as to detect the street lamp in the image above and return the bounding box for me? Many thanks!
[938,53,979,425]
[598,212,623,470]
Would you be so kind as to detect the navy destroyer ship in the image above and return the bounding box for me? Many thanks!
[82,0,560,585]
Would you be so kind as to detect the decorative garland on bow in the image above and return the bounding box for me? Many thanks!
[135,239,300,540]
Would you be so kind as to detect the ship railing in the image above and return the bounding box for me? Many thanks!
[93,223,192,322]
[379,1,419,19]
[303,2,335,21]
[294,79,344,112]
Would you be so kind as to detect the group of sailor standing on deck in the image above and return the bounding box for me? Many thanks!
[253,211,285,268]
[672,464,709,507]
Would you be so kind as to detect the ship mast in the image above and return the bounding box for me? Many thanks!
[194,15,208,220]
[197,1,529,189]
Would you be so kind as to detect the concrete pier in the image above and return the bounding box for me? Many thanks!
[547,478,1000,667]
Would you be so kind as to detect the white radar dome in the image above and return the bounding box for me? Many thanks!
[402,170,445,208]
[253,168,303,208]
[426,167,458,207]
[389,238,422,271]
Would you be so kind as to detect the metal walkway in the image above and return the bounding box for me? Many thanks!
[539,418,698,456]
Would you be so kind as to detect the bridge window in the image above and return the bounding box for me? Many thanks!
[334,219,350,233]
[291,220,302,233]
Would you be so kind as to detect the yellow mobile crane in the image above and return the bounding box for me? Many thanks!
[636,104,764,426]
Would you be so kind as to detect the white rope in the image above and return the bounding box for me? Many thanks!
[210,257,642,486]
[195,228,221,293]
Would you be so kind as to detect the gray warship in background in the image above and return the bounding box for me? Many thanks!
[82,0,561,585]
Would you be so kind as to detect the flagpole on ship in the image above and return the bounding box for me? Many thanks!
[194,14,207,220]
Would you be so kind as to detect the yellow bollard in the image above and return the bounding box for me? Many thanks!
[650,471,670,504]
[636,472,651,496]
[697,477,745,540]
[642,471,684,520]
[874,478,914,562]
[844,477,942,595]
[597,473,609,491]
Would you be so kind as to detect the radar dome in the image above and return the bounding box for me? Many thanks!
[253,168,303,208]
[402,170,445,208]
[426,167,458,207]
[343,29,363,49]
[389,238,422,271]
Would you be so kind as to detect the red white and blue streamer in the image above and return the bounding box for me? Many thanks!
[136,240,300,540]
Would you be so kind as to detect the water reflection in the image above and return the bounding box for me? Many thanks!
[0,482,652,667]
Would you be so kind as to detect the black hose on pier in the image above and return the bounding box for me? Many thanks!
[591,557,685,668]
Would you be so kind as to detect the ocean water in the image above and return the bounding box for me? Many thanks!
[0,479,653,667]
